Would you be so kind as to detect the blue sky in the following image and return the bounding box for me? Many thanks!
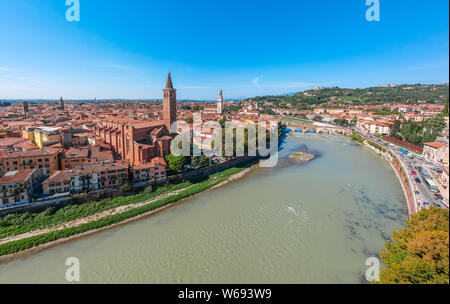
[0,0,448,100]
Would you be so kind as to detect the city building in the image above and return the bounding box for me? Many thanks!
[0,169,43,206]
[131,157,167,187]
[0,147,60,177]
[23,126,63,149]
[356,120,392,135]
[422,142,449,164]
[62,148,89,169]
[42,162,128,195]
[92,73,176,166]
[440,166,449,190]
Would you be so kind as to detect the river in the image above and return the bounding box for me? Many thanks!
[0,134,408,283]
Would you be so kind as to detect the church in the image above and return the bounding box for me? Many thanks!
[93,73,177,166]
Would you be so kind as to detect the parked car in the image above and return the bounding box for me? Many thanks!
[411,170,417,175]
[415,178,421,183]
[415,191,420,195]
[436,170,443,174]
[434,194,443,200]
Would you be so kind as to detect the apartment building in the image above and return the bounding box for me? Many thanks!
[423,142,449,164]
[42,162,129,195]
[62,148,89,169]
[0,147,60,178]
[131,157,167,187]
[0,169,43,206]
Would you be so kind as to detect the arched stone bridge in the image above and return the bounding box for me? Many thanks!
[285,124,352,135]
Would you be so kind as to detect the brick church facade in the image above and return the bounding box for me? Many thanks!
[93,73,177,166]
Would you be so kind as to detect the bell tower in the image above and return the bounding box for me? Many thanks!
[163,72,177,133]
[217,89,223,114]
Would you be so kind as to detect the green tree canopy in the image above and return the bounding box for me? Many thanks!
[377,207,449,284]
[443,98,449,116]
[165,154,186,172]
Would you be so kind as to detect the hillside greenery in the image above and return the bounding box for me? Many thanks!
[248,84,449,109]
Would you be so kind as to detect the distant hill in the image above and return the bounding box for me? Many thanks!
[247,83,449,107]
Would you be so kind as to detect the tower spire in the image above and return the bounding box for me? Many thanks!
[165,72,174,89]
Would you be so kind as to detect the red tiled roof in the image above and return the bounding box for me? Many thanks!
[0,169,36,184]
[424,142,446,149]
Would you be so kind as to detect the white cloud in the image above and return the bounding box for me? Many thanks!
[252,77,261,87]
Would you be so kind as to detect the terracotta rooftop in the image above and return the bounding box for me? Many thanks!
[64,148,89,159]
[0,147,60,159]
[0,169,36,184]
[424,142,447,149]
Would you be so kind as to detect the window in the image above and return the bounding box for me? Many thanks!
[126,134,130,154]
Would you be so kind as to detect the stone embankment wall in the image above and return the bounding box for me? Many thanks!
[363,139,416,217]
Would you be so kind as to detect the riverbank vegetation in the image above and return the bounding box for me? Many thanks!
[348,132,364,144]
[0,164,252,257]
[367,140,387,153]
[0,181,192,240]
[377,207,449,284]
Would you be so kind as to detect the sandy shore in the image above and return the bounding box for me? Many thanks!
[0,164,257,264]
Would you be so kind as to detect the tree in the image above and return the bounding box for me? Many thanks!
[376,207,449,284]
[143,185,153,195]
[219,117,227,128]
[185,117,193,124]
[191,156,200,168]
[425,116,446,135]
[193,105,204,111]
[390,120,402,139]
[443,98,449,116]
[313,115,323,122]
[199,155,210,167]
[120,182,133,193]
[165,154,186,172]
